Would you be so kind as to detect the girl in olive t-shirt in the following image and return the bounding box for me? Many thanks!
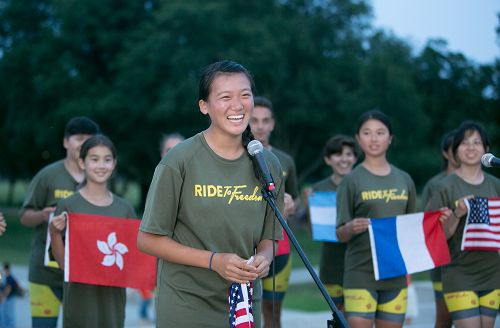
[336,110,417,328]
[49,135,137,328]
[428,121,500,327]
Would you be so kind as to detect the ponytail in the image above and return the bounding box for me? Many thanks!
[242,125,255,149]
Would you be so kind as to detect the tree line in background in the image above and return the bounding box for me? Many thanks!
[0,0,499,207]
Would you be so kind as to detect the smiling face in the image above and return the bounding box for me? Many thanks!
[456,130,486,166]
[249,106,275,146]
[198,72,254,138]
[325,145,357,178]
[356,118,392,158]
[79,145,116,185]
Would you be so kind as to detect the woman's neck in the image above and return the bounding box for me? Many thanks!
[330,174,343,186]
[362,156,391,176]
[79,183,113,206]
[455,164,484,185]
[63,158,85,183]
[203,128,244,160]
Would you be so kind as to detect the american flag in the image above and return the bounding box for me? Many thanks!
[461,197,500,251]
[228,282,254,328]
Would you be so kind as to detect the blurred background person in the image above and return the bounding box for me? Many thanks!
[306,134,358,312]
[250,96,299,328]
[421,129,458,328]
[19,116,100,328]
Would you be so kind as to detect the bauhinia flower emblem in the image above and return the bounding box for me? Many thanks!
[97,232,129,270]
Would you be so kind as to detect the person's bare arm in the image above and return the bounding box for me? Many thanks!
[20,207,56,227]
[49,213,67,268]
[137,231,259,283]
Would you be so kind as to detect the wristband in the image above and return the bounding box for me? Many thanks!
[209,251,216,271]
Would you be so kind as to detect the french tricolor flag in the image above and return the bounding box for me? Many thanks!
[368,211,450,281]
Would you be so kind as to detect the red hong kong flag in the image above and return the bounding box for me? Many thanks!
[64,213,156,290]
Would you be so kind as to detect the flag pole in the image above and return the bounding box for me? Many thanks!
[261,186,348,328]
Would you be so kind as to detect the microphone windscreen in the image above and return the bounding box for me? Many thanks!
[247,140,263,156]
[481,153,494,167]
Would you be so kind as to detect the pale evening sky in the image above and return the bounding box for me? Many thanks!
[370,0,500,64]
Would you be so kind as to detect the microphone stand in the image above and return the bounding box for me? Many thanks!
[261,186,348,328]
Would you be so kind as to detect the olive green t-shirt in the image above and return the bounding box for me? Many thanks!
[22,160,78,287]
[55,192,137,328]
[428,172,500,293]
[422,170,447,283]
[140,133,284,328]
[271,147,299,199]
[421,171,447,211]
[312,177,347,286]
[337,165,416,290]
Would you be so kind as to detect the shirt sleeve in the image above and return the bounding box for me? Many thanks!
[140,163,183,237]
[22,171,47,210]
[336,175,354,227]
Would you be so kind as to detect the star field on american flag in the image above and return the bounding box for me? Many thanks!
[462,197,500,251]
[228,282,254,328]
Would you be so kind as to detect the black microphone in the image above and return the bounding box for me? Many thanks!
[481,153,500,168]
[247,140,276,195]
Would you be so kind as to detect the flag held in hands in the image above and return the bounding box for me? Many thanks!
[229,282,254,328]
[64,213,156,290]
[368,211,450,281]
[461,197,500,251]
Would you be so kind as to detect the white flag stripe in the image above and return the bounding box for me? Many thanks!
[466,224,500,232]
[463,241,500,248]
[463,232,500,240]
[489,209,500,216]
[309,206,336,225]
[368,224,380,281]
[488,200,500,207]
[396,213,435,273]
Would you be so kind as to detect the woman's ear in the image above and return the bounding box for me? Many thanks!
[78,158,85,171]
[199,99,208,115]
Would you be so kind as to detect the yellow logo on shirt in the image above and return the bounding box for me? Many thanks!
[361,189,408,203]
[54,189,74,199]
[194,185,262,204]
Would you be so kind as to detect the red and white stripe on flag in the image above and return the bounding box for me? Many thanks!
[229,282,254,328]
[65,212,156,290]
[462,197,500,251]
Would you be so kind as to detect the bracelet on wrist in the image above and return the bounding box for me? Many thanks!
[209,251,216,271]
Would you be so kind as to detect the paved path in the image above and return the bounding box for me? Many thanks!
[7,266,500,327]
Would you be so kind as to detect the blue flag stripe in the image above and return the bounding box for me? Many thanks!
[371,217,407,279]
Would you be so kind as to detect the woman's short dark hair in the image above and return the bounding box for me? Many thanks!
[451,121,489,157]
[323,134,359,158]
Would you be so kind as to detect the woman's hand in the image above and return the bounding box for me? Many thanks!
[283,193,296,218]
[250,253,272,279]
[348,218,371,235]
[211,253,258,284]
[453,195,473,219]
[437,208,453,223]
[49,212,67,234]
